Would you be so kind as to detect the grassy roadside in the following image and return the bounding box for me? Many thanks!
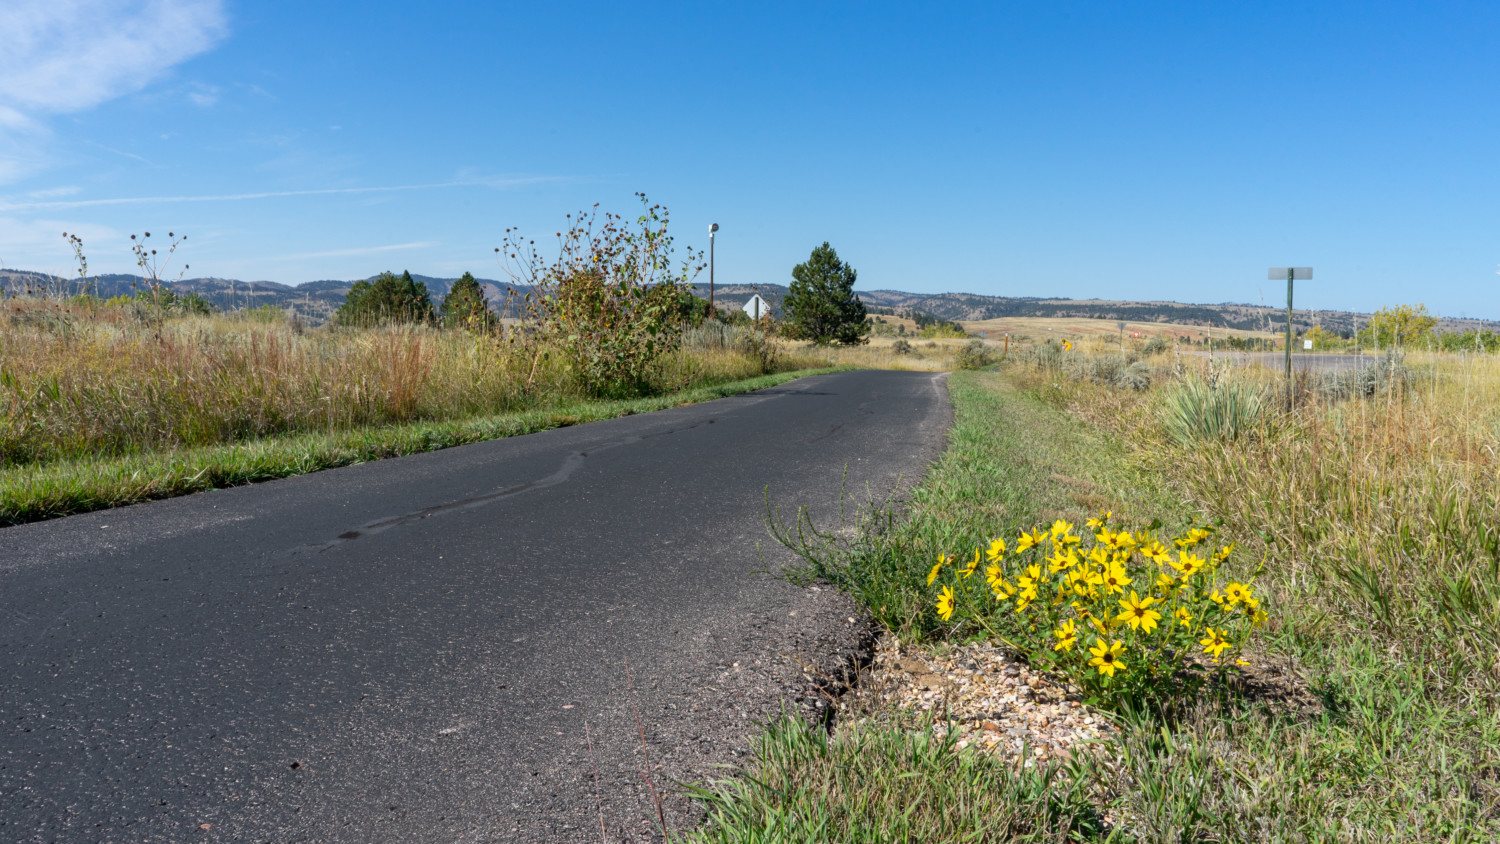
[684,369,1500,842]
[685,371,1174,843]
[0,366,846,525]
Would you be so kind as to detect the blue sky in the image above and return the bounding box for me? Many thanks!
[1,1,1498,318]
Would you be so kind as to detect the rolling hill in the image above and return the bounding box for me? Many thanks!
[4,269,1496,335]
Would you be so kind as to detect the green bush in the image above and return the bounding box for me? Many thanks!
[496,194,701,397]
[955,340,993,370]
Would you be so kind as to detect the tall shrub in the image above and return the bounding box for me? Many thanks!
[496,194,703,397]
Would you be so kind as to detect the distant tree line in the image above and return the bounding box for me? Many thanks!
[335,270,497,330]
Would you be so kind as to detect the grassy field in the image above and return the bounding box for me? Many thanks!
[0,297,839,523]
[789,336,974,371]
[960,315,1279,346]
[685,349,1500,842]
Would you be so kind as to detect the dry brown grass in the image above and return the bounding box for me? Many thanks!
[790,336,974,371]
[1016,346,1500,706]
[0,298,810,467]
[961,315,1277,346]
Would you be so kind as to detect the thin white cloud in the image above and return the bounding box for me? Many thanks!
[0,1,228,117]
[0,177,563,211]
[84,140,158,165]
[269,242,437,261]
[186,83,219,107]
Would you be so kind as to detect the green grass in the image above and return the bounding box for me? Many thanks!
[680,715,1107,844]
[776,370,1186,640]
[696,368,1500,842]
[0,366,846,525]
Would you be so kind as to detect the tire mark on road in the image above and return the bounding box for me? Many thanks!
[297,418,719,554]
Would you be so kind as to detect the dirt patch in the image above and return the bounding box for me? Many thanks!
[835,637,1118,767]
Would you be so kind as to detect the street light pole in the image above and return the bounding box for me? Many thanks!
[709,223,719,318]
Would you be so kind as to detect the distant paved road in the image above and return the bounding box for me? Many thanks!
[0,369,950,843]
[1184,351,1375,372]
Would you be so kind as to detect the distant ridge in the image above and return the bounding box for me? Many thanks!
[4,268,1497,335]
[700,283,1500,336]
[0,269,525,323]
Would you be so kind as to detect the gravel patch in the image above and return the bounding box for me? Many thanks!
[836,637,1119,767]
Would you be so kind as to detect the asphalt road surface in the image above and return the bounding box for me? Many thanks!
[0,369,951,843]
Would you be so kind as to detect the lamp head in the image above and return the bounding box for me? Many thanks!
[709,223,719,235]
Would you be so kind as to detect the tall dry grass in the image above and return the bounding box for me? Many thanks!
[791,336,974,371]
[0,299,808,467]
[1165,353,1500,705]
[1016,347,1500,706]
[996,349,1500,839]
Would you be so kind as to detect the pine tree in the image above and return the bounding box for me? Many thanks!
[440,272,492,330]
[783,242,869,345]
[335,270,435,326]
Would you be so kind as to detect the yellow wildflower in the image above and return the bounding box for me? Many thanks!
[1088,638,1126,677]
[936,586,955,621]
[984,562,1005,588]
[1251,608,1268,627]
[1116,591,1162,633]
[1212,543,1236,564]
[958,548,980,579]
[1175,606,1194,627]
[985,537,1007,563]
[927,553,950,586]
[1051,519,1081,548]
[1172,551,1205,578]
[1100,561,1132,595]
[1014,588,1036,612]
[1150,544,1175,566]
[1015,528,1045,553]
[1222,581,1252,605]
[987,564,1015,601]
[1067,565,1102,597]
[1085,511,1111,529]
[1016,563,1042,591]
[1053,618,1078,652]
[1174,527,1213,548]
[1199,627,1230,660]
[1047,548,1079,574]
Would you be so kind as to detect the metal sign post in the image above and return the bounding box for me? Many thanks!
[1268,267,1312,410]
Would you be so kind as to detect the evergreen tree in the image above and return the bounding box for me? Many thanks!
[335,270,436,326]
[440,272,492,330]
[783,242,869,345]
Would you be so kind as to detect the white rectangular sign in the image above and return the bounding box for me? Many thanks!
[1268,267,1313,280]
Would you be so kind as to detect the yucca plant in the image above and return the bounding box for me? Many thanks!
[1160,374,1266,446]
